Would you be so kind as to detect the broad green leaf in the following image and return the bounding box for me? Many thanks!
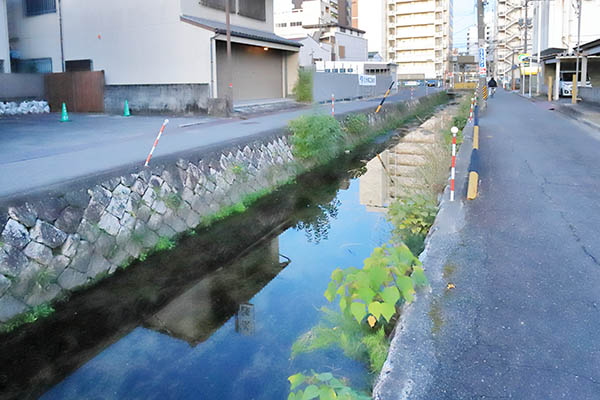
[336,284,346,296]
[339,296,347,313]
[350,302,367,323]
[368,265,389,290]
[356,286,375,304]
[329,378,344,389]
[381,286,400,305]
[319,385,337,400]
[289,373,305,391]
[324,281,337,303]
[411,266,428,287]
[397,275,415,303]
[387,244,415,271]
[380,301,396,322]
[355,271,370,289]
[288,392,296,400]
[331,268,344,284]
[316,372,333,382]
[302,384,320,400]
[368,301,383,320]
[342,267,360,277]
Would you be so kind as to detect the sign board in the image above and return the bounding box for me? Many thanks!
[518,53,530,63]
[358,74,376,86]
[478,47,487,76]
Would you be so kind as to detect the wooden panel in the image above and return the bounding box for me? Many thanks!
[44,71,104,112]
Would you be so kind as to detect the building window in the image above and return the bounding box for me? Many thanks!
[339,45,346,58]
[13,57,52,73]
[276,23,287,28]
[25,0,56,16]
[290,21,302,26]
[200,0,265,21]
[65,59,92,72]
[0,60,4,73]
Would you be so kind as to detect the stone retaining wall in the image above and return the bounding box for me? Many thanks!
[0,135,296,323]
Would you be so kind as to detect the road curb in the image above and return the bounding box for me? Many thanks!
[554,103,600,131]
[373,122,474,399]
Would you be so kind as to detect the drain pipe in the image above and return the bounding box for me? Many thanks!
[58,0,65,72]
[210,34,216,98]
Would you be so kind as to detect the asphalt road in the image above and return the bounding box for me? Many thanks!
[0,87,434,198]
[380,90,600,399]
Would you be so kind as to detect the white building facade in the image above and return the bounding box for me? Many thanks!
[0,0,9,72]
[5,0,300,109]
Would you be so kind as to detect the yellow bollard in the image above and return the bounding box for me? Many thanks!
[572,74,577,104]
[473,126,479,150]
[548,76,553,102]
[467,171,479,200]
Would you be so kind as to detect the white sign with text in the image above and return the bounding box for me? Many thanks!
[358,74,376,86]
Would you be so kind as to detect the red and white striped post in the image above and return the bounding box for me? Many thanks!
[410,87,414,100]
[144,119,169,167]
[331,93,335,117]
[450,126,458,201]
[468,97,475,123]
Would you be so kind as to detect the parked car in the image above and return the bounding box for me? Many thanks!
[559,71,592,97]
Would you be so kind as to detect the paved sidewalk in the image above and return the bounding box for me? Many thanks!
[376,90,600,399]
[0,87,433,198]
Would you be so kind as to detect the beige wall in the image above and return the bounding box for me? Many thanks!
[6,0,62,72]
[286,51,299,96]
[60,0,212,85]
[216,41,284,100]
[180,0,274,32]
[0,0,9,72]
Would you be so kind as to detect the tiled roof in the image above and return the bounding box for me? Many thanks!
[181,15,302,48]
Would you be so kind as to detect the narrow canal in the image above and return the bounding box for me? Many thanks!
[0,102,457,399]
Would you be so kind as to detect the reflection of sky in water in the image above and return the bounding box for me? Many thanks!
[42,179,391,400]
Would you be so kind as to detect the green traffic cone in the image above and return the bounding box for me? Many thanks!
[60,102,70,122]
[124,100,131,117]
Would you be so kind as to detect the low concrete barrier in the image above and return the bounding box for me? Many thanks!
[312,72,394,103]
[0,73,45,102]
[579,87,600,106]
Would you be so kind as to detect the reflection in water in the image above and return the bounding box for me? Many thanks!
[235,304,255,336]
[145,239,282,346]
[0,138,396,400]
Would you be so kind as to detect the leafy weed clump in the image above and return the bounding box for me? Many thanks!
[293,68,314,103]
[289,114,343,161]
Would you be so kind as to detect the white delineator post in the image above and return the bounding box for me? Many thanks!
[144,119,169,167]
[411,87,414,100]
[450,126,458,201]
[331,94,335,117]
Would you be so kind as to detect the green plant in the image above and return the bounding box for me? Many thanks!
[164,193,182,210]
[288,372,371,400]
[289,114,343,161]
[293,68,314,103]
[139,252,148,262]
[324,244,426,329]
[388,194,438,239]
[119,257,133,270]
[155,236,175,252]
[0,303,55,334]
[343,114,369,136]
[35,268,57,288]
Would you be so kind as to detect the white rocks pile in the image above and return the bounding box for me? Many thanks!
[0,100,50,116]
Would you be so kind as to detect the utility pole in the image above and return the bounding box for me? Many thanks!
[523,0,528,96]
[477,0,485,108]
[574,0,582,101]
[536,0,542,95]
[225,0,233,113]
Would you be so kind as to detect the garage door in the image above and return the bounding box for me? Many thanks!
[216,41,283,101]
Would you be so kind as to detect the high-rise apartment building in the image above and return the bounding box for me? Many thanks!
[388,0,453,81]
[352,0,452,81]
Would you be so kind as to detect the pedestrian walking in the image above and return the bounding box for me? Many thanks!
[488,77,498,98]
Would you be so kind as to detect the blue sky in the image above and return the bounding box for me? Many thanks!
[453,0,477,51]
